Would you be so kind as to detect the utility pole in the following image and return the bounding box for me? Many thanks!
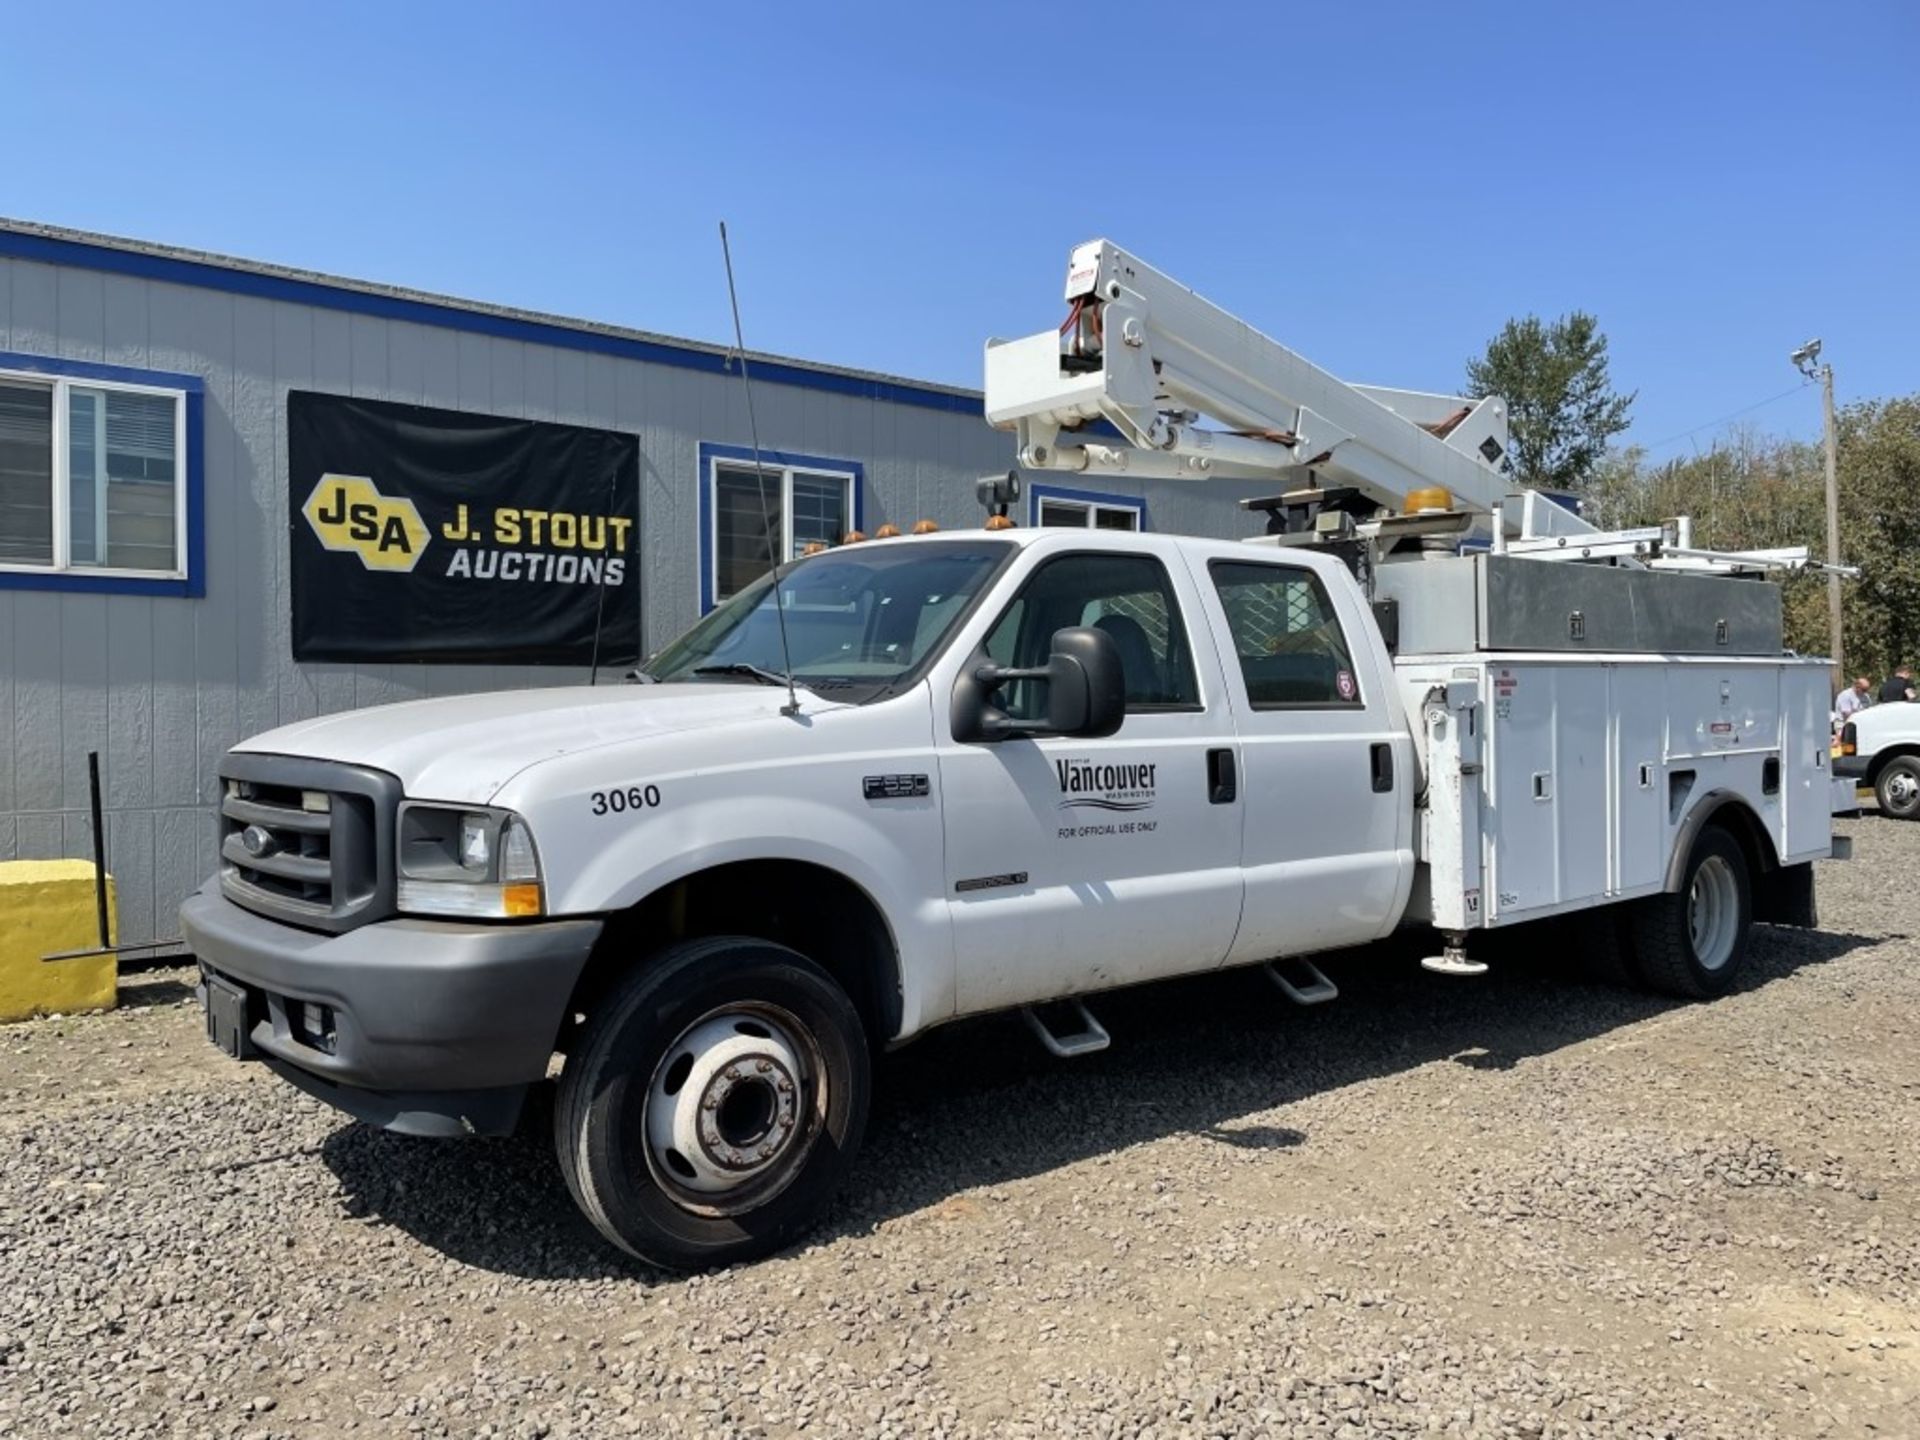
[1792,340,1843,689]
[1819,362,1842,691]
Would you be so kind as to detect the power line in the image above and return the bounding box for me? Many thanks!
[1635,382,1812,455]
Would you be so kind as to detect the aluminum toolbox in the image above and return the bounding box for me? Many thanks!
[1375,553,1784,656]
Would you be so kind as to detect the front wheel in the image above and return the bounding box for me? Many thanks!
[1627,825,1752,999]
[554,936,870,1270]
[1875,756,1920,820]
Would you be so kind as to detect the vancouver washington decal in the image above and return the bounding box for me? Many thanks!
[1054,758,1159,840]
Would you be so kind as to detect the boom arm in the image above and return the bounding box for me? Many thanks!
[984,239,1514,515]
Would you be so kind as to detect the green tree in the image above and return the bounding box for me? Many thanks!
[1466,313,1635,491]
[1833,396,1920,680]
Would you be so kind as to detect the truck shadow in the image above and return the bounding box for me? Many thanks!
[317,920,1876,1283]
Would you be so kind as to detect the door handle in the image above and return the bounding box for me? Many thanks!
[1370,742,1394,794]
[1207,747,1237,804]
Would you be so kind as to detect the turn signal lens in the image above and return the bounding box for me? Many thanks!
[873,523,902,538]
[912,518,940,534]
[1405,486,1453,515]
[502,883,544,918]
[500,820,540,883]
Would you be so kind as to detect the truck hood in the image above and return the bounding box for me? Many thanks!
[1853,702,1920,748]
[233,683,838,803]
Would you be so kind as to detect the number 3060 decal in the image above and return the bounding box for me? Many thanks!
[590,784,662,816]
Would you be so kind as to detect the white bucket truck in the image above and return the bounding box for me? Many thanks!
[184,241,1846,1268]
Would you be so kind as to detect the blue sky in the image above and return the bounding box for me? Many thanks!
[3,1,1913,455]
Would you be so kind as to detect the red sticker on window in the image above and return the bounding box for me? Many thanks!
[1336,670,1357,701]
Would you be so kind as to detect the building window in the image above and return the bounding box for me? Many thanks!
[0,354,202,596]
[699,442,864,611]
[1028,482,1146,532]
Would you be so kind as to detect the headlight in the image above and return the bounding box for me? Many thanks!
[396,804,544,918]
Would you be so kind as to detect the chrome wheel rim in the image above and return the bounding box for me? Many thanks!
[642,1003,826,1218]
[1688,854,1740,971]
[1886,769,1920,813]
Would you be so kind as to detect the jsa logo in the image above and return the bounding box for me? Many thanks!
[302,474,431,573]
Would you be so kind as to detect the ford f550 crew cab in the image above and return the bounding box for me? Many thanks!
[184,240,1848,1268]
[182,527,1839,1268]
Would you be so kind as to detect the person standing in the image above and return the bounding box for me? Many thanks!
[1836,675,1873,724]
[1881,665,1917,704]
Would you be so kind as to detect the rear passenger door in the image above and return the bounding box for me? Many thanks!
[1192,555,1414,962]
[937,548,1245,1014]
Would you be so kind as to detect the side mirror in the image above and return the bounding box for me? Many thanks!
[952,626,1127,743]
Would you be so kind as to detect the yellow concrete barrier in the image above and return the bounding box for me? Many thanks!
[0,860,117,1022]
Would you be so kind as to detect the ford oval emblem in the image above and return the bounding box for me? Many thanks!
[240,824,278,859]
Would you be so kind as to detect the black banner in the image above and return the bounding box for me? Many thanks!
[289,392,639,665]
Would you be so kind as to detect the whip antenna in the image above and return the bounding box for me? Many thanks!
[720,221,800,718]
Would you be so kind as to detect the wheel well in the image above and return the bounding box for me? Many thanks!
[562,860,902,1050]
[1667,793,1778,895]
[1704,802,1777,883]
[1867,745,1920,786]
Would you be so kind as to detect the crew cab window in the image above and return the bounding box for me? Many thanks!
[1209,561,1363,707]
[984,553,1199,717]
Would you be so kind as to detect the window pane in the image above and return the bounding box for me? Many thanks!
[650,541,1010,701]
[714,464,782,601]
[1094,505,1140,531]
[984,553,1198,716]
[1038,499,1088,527]
[789,472,848,558]
[69,387,178,573]
[1210,561,1361,706]
[0,381,54,565]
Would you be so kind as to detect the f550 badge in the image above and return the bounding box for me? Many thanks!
[302,474,431,572]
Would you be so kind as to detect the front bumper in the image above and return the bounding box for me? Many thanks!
[1833,754,1870,780]
[180,882,602,1136]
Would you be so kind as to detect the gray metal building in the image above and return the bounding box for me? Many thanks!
[0,219,1258,948]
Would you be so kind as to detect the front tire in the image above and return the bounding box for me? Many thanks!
[1628,825,1752,1000]
[554,936,870,1270]
[1874,756,1920,820]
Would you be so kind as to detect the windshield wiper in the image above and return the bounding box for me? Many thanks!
[691,663,804,690]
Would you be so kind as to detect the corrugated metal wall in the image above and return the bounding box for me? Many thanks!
[0,252,1260,946]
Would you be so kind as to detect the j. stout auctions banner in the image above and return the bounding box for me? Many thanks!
[288,391,640,665]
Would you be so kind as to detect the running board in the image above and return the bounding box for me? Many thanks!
[1263,958,1339,1005]
[1021,999,1111,1058]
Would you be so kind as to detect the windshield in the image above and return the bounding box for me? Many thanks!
[646,540,1014,702]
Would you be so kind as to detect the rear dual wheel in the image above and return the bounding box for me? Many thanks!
[1627,824,1752,999]
[555,936,870,1271]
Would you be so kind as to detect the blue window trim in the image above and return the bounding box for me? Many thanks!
[1028,481,1149,530]
[0,228,980,418]
[697,442,865,614]
[0,350,205,598]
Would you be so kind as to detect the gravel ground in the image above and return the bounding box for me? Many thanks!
[2,815,1916,1439]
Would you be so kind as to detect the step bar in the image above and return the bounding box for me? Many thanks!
[1021,999,1111,1057]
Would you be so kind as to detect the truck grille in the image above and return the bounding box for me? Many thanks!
[218,754,401,933]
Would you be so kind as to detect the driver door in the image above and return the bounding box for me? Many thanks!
[935,547,1245,1014]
